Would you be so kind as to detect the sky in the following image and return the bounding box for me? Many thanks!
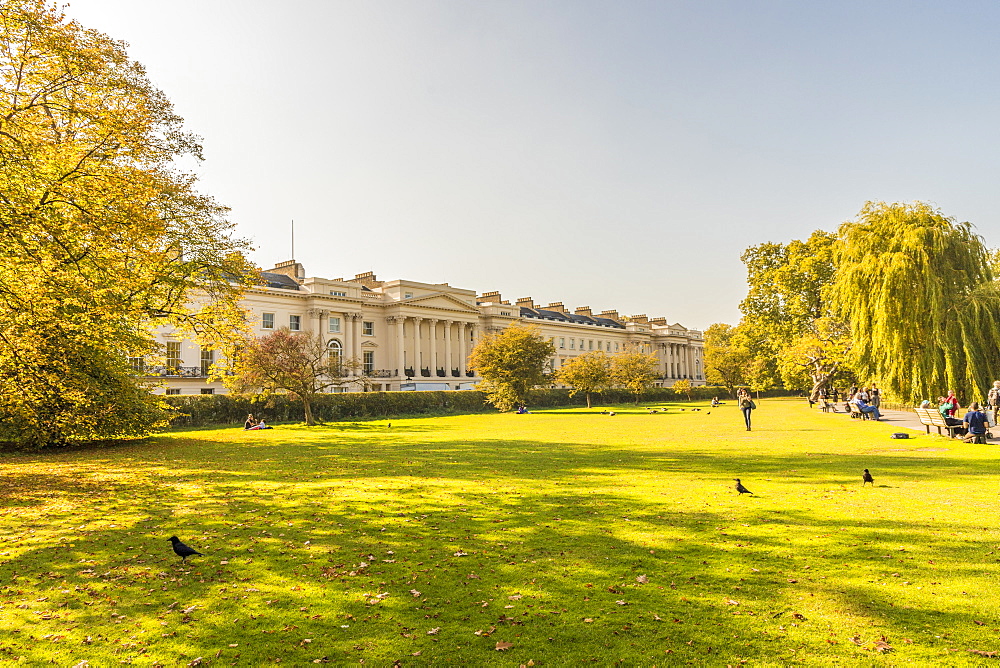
[65,0,1000,329]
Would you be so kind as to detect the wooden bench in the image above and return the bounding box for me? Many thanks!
[914,407,963,437]
[849,403,874,420]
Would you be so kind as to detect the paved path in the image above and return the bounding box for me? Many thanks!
[821,404,1000,443]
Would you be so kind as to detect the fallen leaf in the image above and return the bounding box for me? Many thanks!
[508,594,522,600]
[615,600,627,606]
[969,650,999,657]
[636,575,649,584]
[583,618,594,623]
[850,634,862,646]
[427,627,440,635]
[495,641,514,651]
[874,636,893,653]
[974,620,986,626]
[409,589,421,597]
[726,599,739,606]
[792,613,806,621]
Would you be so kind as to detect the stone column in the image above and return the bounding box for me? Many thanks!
[444,320,454,375]
[457,322,467,375]
[342,313,353,375]
[427,319,438,372]
[386,316,404,377]
[412,316,422,372]
[396,316,406,378]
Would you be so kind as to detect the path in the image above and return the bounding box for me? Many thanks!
[821,404,1000,443]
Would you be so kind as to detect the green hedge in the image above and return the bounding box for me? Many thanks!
[164,385,801,428]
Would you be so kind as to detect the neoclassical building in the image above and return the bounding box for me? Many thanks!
[150,260,705,394]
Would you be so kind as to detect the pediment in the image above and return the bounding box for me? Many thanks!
[404,292,479,312]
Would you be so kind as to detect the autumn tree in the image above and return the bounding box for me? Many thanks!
[702,323,749,397]
[672,378,693,401]
[556,350,612,408]
[0,2,254,447]
[833,201,1000,404]
[739,230,850,400]
[468,324,555,412]
[229,329,350,425]
[611,345,659,404]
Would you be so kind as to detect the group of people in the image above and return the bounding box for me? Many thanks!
[243,414,272,430]
[920,388,992,442]
[847,385,882,420]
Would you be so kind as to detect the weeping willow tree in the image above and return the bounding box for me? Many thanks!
[833,201,1000,404]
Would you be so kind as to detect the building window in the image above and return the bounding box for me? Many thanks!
[569,339,575,350]
[330,290,347,297]
[200,388,215,395]
[166,388,180,395]
[262,312,275,329]
[128,357,146,374]
[327,340,343,369]
[559,338,565,349]
[200,349,214,376]
[588,340,594,350]
[328,316,341,333]
[615,342,620,352]
[363,321,374,336]
[166,341,182,371]
[363,350,375,374]
[289,315,301,331]
[404,292,413,299]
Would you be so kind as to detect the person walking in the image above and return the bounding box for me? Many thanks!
[737,388,756,431]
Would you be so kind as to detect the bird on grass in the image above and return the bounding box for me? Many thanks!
[862,469,874,486]
[734,479,753,495]
[168,536,203,562]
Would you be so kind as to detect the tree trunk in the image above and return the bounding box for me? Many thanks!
[302,396,315,426]
[586,392,592,408]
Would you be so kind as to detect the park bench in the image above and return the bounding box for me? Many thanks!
[820,400,837,413]
[914,407,963,437]
[849,403,873,420]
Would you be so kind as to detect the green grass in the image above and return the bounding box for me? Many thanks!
[2,398,1000,666]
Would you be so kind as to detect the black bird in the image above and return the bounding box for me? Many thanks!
[168,536,203,562]
[862,469,874,486]
[734,479,753,495]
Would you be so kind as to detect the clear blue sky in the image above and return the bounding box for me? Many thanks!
[67,0,1000,328]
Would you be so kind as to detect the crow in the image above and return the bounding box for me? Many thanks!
[862,469,874,486]
[734,479,753,495]
[168,536,203,562]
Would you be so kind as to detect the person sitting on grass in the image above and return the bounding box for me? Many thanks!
[244,414,256,430]
[248,418,272,430]
[963,402,990,444]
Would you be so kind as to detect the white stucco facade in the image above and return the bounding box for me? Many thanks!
[150,261,705,394]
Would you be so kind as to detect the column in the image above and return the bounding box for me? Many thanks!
[428,319,438,372]
[412,316,422,372]
[395,317,406,376]
[457,322,467,375]
[342,313,353,375]
[444,320,454,375]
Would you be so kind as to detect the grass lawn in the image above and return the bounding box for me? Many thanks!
[2,398,1000,666]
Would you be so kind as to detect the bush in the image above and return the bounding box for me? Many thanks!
[163,386,802,427]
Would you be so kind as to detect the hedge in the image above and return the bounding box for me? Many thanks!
[164,385,802,428]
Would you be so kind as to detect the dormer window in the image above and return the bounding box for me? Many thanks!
[330,290,347,297]
[404,292,414,299]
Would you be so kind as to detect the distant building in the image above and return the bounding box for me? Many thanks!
[149,260,704,394]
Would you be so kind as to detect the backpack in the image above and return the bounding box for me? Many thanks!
[890,432,910,439]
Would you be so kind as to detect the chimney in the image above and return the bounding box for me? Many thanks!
[479,290,501,302]
[546,301,566,313]
[516,297,535,308]
[268,260,305,282]
[348,271,383,289]
[650,317,667,325]
[599,309,620,321]
[629,314,649,324]
[574,306,593,317]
